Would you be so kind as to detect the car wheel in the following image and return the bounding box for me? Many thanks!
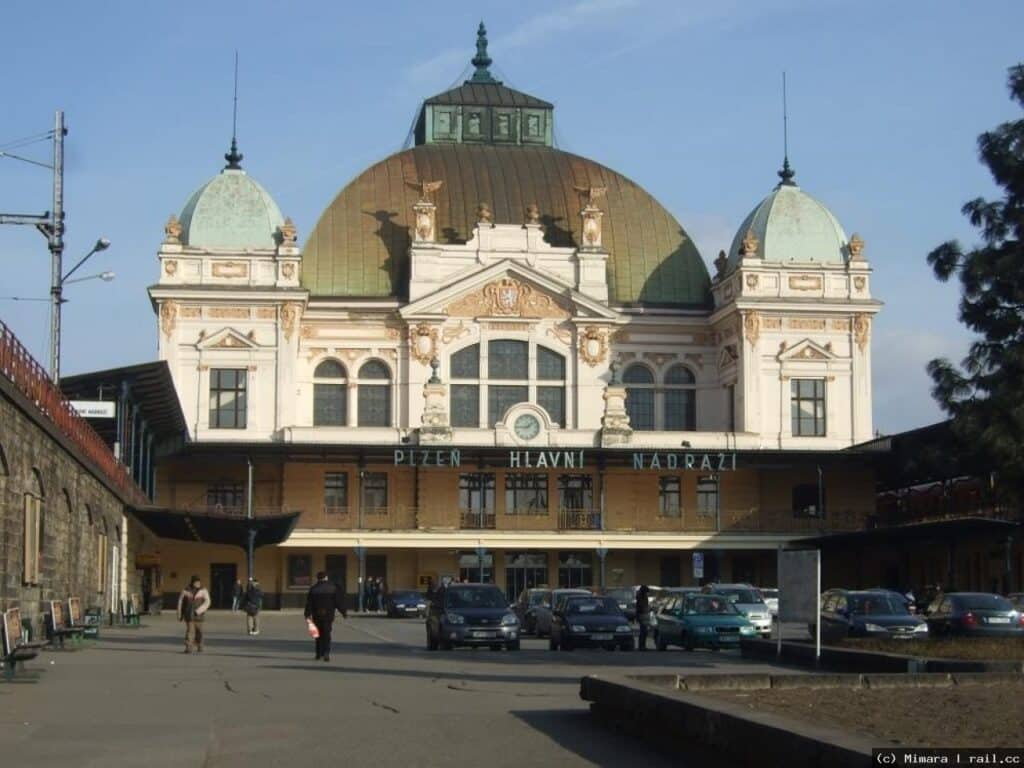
[656,633,667,651]
[506,640,520,651]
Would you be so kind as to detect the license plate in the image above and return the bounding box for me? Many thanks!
[591,633,613,641]
[471,631,494,638]
[986,617,1010,624]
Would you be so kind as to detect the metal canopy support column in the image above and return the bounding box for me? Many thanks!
[476,546,487,583]
[246,457,255,580]
[355,546,367,612]
[596,547,608,589]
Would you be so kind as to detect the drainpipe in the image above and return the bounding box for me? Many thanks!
[246,457,255,580]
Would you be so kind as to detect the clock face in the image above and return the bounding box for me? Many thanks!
[513,414,540,440]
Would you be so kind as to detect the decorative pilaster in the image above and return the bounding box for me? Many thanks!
[600,362,632,446]
[420,359,452,444]
[574,186,607,250]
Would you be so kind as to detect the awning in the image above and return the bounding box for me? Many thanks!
[799,516,1018,549]
[129,507,300,549]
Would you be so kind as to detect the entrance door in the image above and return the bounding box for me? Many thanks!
[209,563,237,609]
[504,552,548,604]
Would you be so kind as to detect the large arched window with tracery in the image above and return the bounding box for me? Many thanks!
[313,359,347,426]
[664,364,697,430]
[623,364,655,430]
[449,341,567,427]
[357,360,391,427]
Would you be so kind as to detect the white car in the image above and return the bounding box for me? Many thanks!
[708,583,772,638]
[760,588,779,620]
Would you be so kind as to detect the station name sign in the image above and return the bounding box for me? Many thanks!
[393,449,738,471]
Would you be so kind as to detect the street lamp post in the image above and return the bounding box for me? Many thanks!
[51,237,110,380]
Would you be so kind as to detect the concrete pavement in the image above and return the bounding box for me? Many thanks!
[0,611,793,766]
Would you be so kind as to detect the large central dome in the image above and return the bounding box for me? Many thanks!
[302,23,710,308]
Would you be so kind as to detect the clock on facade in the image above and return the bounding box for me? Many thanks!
[513,413,540,440]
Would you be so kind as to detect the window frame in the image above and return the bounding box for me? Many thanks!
[357,360,392,427]
[209,368,247,430]
[504,473,549,515]
[623,364,656,430]
[664,364,697,431]
[287,554,313,588]
[790,378,827,437]
[361,471,389,513]
[313,359,348,427]
[323,471,349,512]
[697,475,719,517]
[658,476,682,518]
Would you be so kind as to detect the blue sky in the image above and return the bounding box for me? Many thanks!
[1,0,1021,434]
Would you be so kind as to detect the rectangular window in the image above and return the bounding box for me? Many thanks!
[361,472,388,512]
[451,345,480,378]
[658,476,681,517]
[558,551,592,588]
[209,369,247,429]
[697,476,719,516]
[557,474,593,510]
[313,383,346,426]
[23,495,41,585]
[505,473,549,515]
[664,389,695,430]
[358,385,390,427]
[537,386,565,427]
[451,384,480,427]
[488,340,528,380]
[206,482,244,511]
[626,389,654,430]
[96,533,108,593]
[459,473,495,513]
[324,472,348,511]
[287,554,313,588]
[537,347,565,380]
[488,385,528,426]
[791,379,826,437]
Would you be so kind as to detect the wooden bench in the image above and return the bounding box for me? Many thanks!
[69,597,99,639]
[47,601,85,648]
[2,607,47,681]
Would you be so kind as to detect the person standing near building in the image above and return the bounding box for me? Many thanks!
[377,578,387,612]
[635,585,650,651]
[177,575,210,653]
[244,577,263,635]
[231,579,243,612]
[304,571,347,661]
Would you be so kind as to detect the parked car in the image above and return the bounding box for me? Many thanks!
[532,588,592,636]
[601,587,638,622]
[760,588,779,620]
[385,590,427,618]
[648,587,700,638]
[925,593,1024,638]
[814,589,927,641]
[426,583,520,651]
[706,583,772,638]
[514,588,550,634]
[655,592,757,651]
[1007,593,1024,612]
[549,595,634,651]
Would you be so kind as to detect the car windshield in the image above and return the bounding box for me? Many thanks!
[528,591,548,606]
[606,589,634,602]
[687,596,739,615]
[719,588,764,605]
[849,595,909,615]
[565,597,621,615]
[957,595,1013,612]
[391,591,421,601]
[446,587,507,609]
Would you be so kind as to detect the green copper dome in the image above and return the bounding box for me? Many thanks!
[727,181,849,269]
[179,168,284,250]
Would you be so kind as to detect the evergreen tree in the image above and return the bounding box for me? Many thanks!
[927,63,1024,515]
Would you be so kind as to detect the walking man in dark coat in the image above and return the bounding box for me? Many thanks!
[304,571,347,662]
[635,584,650,651]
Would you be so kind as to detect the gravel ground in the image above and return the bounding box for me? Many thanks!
[840,636,1024,659]
[709,680,1024,748]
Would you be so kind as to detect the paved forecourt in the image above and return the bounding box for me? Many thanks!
[0,612,792,767]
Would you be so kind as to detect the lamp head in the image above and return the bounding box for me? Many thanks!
[95,238,111,252]
[99,271,115,282]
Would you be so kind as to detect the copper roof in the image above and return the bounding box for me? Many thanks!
[423,82,553,108]
[302,144,711,306]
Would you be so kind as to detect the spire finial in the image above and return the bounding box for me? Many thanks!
[777,71,795,186]
[224,50,243,170]
[468,21,499,84]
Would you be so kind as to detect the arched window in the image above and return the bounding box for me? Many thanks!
[313,359,347,426]
[623,364,655,430]
[23,468,45,585]
[449,341,568,427]
[357,360,391,427]
[664,364,697,430]
[0,442,8,478]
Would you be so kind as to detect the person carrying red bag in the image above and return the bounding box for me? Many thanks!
[304,571,347,662]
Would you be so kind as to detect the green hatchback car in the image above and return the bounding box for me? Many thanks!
[655,592,758,651]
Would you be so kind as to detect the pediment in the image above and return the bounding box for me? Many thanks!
[718,345,738,370]
[198,327,259,350]
[400,259,619,322]
[778,338,835,362]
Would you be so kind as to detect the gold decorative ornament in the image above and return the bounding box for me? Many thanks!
[745,273,759,289]
[256,308,276,319]
[832,319,852,331]
[181,306,201,318]
[525,203,541,225]
[164,259,178,276]
[853,275,866,291]
[572,185,607,208]
[280,303,302,341]
[211,261,249,278]
[788,275,823,291]
[713,250,728,277]
[409,323,439,365]
[849,233,865,261]
[446,276,569,320]
[476,202,493,224]
[163,214,182,244]
[160,301,178,338]
[406,179,444,204]
[853,314,871,352]
[741,230,760,258]
[742,311,761,346]
[763,317,782,329]
[545,324,574,346]
[788,318,827,330]
[442,321,470,344]
[207,307,250,319]
[281,262,296,279]
[579,326,610,367]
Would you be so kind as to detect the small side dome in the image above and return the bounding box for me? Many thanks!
[727,175,848,270]
[178,167,284,250]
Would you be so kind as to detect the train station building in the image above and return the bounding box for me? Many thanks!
[140,26,882,608]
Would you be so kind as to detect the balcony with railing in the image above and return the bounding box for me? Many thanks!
[604,505,863,534]
[298,504,418,530]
